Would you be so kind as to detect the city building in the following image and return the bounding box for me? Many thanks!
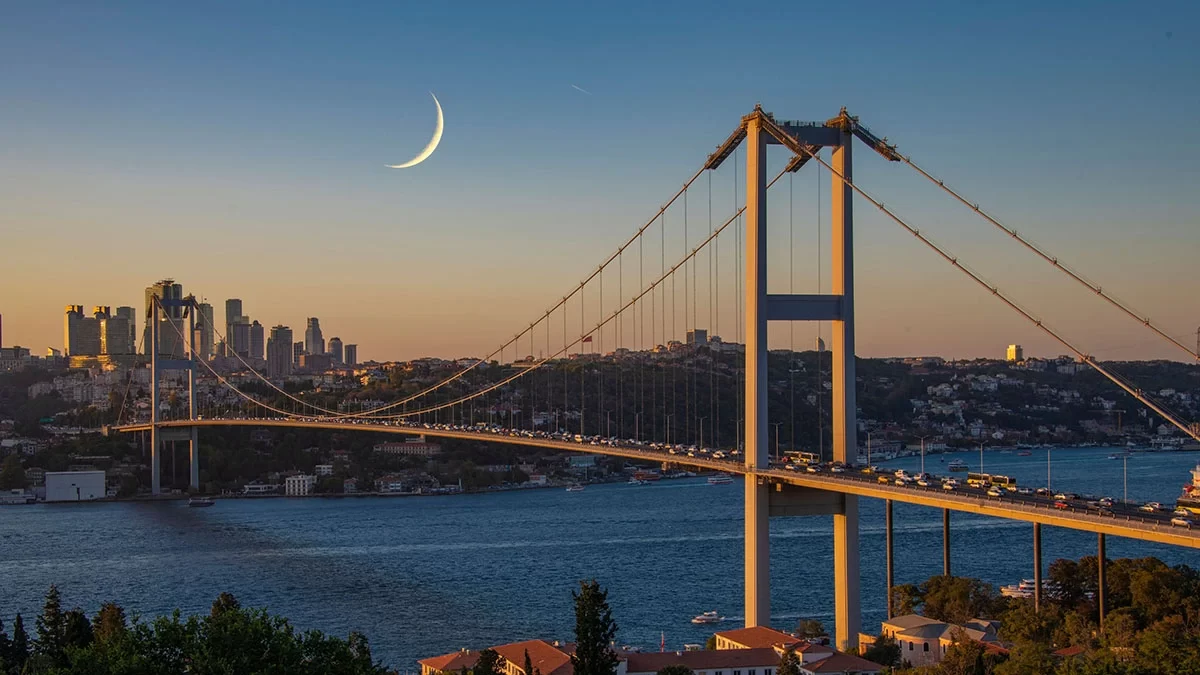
[1006,344,1023,362]
[64,305,101,356]
[373,439,442,457]
[284,474,317,496]
[224,296,242,355]
[249,320,265,360]
[305,317,324,355]
[197,302,214,359]
[713,626,803,651]
[266,325,294,377]
[115,306,136,353]
[299,352,331,372]
[144,280,186,358]
[344,343,358,366]
[292,341,304,366]
[45,470,106,502]
[328,336,343,364]
[315,464,334,476]
[863,615,1003,669]
[686,328,709,345]
[231,316,251,358]
[242,483,280,495]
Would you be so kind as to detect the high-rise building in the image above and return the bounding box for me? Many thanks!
[686,329,709,345]
[197,302,214,360]
[100,310,133,355]
[250,320,265,360]
[1006,344,1024,362]
[64,305,101,356]
[328,337,343,364]
[224,299,242,356]
[144,280,185,358]
[305,318,324,355]
[293,341,304,366]
[266,325,293,377]
[231,316,251,358]
[344,344,358,367]
[115,306,136,353]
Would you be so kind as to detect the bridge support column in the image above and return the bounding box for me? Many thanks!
[743,109,771,628]
[1033,523,1042,612]
[942,509,951,577]
[1098,533,1107,633]
[885,499,894,620]
[831,122,860,652]
[186,304,199,491]
[150,304,161,496]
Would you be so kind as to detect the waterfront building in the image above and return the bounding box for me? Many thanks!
[344,343,358,366]
[1006,344,1023,362]
[328,336,344,364]
[242,483,280,495]
[305,317,324,355]
[863,615,1003,669]
[713,626,803,651]
[284,474,317,496]
[266,325,294,377]
[250,320,265,360]
[373,439,442,457]
[45,470,106,502]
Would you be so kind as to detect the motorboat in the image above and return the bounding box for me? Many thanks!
[691,611,723,624]
[707,474,733,485]
[627,478,650,486]
[948,459,969,472]
[187,497,215,507]
[566,484,585,492]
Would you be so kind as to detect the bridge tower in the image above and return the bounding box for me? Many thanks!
[148,295,200,495]
[732,107,861,650]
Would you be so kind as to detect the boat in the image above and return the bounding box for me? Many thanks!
[948,459,969,472]
[707,474,733,485]
[566,484,585,492]
[1,490,35,505]
[627,478,650,486]
[691,611,723,624]
[1017,450,1032,457]
[1000,579,1060,599]
[187,497,215,507]
[1175,464,1200,515]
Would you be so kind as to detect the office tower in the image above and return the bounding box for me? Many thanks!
[250,321,265,360]
[231,316,251,358]
[224,299,242,356]
[305,318,324,355]
[144,280,185,358]
[293,341,304,366]
[686,329,709,345]
[328,336,343,364]
[64,305,101,356]
[115,306,136,352]
[100,311,133,355]
[197,302,214,359]
[1006,344,1024,362]
[344,344,358,366]
[266,325,293,377]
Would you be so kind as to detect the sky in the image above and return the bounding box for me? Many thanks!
[1,1,1198,363]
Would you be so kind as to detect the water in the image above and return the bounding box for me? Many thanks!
[2,447,1198,670]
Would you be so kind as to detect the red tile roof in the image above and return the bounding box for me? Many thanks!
[714,626,802,649]
[626,648,782,673]
[803,652,882,673]
[492,639,574,675]
[1053,645,1086,658]
[419,650,480,673]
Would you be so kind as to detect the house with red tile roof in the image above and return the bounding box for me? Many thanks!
[713,626,803,651]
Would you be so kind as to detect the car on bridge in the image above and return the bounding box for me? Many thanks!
[1172,516,1195,528]
[1054,500,1070,510]
[1140,502,1164,512]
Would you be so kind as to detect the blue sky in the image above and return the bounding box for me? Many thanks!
[2,1,1197,361]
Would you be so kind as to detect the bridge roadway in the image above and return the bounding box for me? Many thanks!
[111,418,1200,548]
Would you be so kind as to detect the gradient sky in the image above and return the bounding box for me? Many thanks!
[2,1,1198,363]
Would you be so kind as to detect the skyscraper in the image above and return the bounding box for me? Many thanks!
[115,306,136,353]
[344,344,358,367]
[224,299,242,356]
[250,321,265,360]
[144,280,185,358]
[293,341,304,366]
[64,305,101,356]
[267,325,293,377]
[1007,344,1023,362]
[305,318,324,355]
[100,307,133,355]
[197,302,215,360]
[231,316,251,358]
[328,337,343,364]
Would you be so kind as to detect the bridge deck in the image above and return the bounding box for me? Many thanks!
[111,419,1200,548]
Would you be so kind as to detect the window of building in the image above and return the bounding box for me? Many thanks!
[924,643,930,652]
[734,670,741,675]
[749,670,756,675]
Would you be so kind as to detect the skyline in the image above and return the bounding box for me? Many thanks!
[2,1,1198,362]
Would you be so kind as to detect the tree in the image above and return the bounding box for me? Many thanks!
[994,641,1053,675]
[571,579,619,675]
[10,614,29,670]
[892,583,922,616]
[862,634,901,669]
[921,575,1002,625]
[938,628,995,675]
[92,602,127,645]
[704,635,717,651]
[794,618,825,640]
[0,454,25,490]
[35,585,67,664]
[475,648,502,675]
[657,666,694,675]
[211,591,241,617]
[776,649,802,675]
[63,608,93,651]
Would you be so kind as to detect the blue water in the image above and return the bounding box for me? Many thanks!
[1,447,1197,671]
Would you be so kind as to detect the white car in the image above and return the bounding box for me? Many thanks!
[987,487,1003,497]
[917,479,932,487]
[1140,502,1162,512]
[942,482,956,491]
[830,465,846,474]
[1172,517,1194,528]
[1016,487,1033,495]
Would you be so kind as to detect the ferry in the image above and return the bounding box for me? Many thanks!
[1,490,35,505]
[187,497,215,508]
[691,611,723,624]
[707,474,734,485]
[948,459,969,472]
[1175,464,1200,515]
[1000,579,1059,599]
[627,478,650,486]
[566,484,586,492]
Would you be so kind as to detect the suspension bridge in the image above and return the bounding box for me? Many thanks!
[107,105,1200,650]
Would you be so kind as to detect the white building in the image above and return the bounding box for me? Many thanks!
[314,464,334,476]
[285,474,317,496]
[866,614,1003,668]
[242,483,279,495]
[45,470,106,502]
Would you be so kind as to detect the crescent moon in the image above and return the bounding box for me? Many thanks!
[386,92,444,169]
